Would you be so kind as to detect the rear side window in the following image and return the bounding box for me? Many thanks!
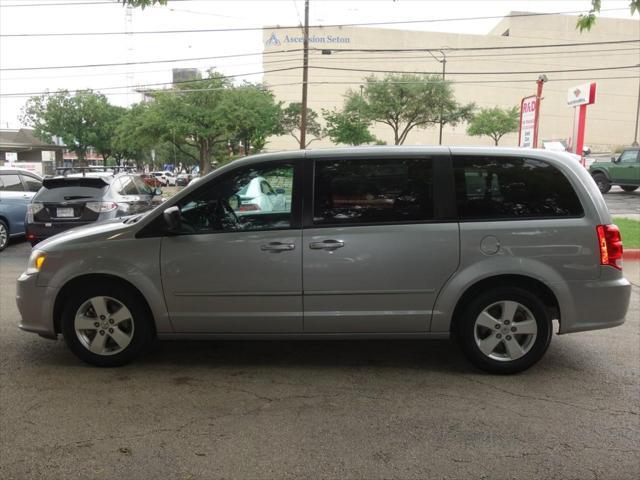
[22,175,42,192]
[0,174,24,192]
[133,175,153,194]
[313,157,434,225]
[114,176,139,195]
[453,156,583,220]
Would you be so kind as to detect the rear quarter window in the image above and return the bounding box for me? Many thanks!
[453,156,583,220]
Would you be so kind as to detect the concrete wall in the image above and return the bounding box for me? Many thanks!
[262,13,639,152]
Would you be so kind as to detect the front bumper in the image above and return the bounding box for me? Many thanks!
[16,272,58,338]
[556,272,631,334]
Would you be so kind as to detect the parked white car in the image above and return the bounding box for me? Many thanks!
[151,171,175,186]
[236,176,286,213]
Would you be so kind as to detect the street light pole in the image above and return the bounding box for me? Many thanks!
[299,0,310,150]
[532,74,547,149]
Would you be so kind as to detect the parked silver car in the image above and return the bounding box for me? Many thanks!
[16,147,631,373]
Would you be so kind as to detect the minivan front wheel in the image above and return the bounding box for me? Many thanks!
[61,283,154,366]
[456,287,553,374]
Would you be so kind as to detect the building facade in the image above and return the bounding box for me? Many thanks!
[262,12,639,152]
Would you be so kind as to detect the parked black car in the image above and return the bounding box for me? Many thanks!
[26,173,163,245]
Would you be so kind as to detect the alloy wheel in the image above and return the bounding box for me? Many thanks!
[74,296,135,356]
[473,300,538,362]
[0,223,7,249]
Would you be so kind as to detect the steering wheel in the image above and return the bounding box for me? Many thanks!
[217,198,240,230]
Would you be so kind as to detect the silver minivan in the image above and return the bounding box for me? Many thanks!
[16,147,631,373]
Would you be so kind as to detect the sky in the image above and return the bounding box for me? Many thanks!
[0,0,637,128]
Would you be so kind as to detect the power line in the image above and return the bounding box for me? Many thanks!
[2,40,638,72]
[3,46,637,81]
[2,75,637,99]
[0,48,305,72]
[0,8,631,36]
[2,64,638,98]
[324,39,640,53]
[309,64,640,76]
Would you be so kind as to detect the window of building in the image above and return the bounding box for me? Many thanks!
[175,164,295,234]
[313,157,434,226]
[453,156,583,219]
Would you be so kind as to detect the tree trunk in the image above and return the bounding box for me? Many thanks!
[77,149,87,167]
[494,137,499,146]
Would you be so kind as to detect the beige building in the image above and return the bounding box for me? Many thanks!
[262,12,639,152]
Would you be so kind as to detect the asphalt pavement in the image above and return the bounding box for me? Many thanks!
[0,193,639,480]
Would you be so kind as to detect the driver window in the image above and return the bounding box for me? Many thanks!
[620,151,638,163]
[176,163,294,234]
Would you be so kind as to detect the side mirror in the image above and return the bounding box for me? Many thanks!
[611,156,619,163]
[163,206,181,232]
[154,187,162,196]
[275,187,286,195]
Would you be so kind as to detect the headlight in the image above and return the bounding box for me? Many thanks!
[26,250,46,275]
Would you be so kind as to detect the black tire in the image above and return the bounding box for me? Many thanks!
[61,282,155,367]
[621,186,638,192]
[456,286,553,374]
[592,173,611,194]
[0,219,8,252]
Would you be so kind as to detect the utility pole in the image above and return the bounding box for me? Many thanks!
[299,0,310,150]
[633,77,640,146]
[438,51,446,146]
[427,49,446,145]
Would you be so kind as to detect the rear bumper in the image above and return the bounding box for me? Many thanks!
[16,272,58,338]
[27,221,94,244]
[556,273,631,334]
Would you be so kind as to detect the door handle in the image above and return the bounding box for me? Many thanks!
[309,239,344,250]
[260,242,295,252]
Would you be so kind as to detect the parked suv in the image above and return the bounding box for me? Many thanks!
[0,168,42,251]
[26,173,163,245]
[17,147,631,373]
[589,147,640,193]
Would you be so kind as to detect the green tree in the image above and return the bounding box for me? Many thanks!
[21,90,112,166]
[577,0,639,32]
[466,106,519,146]
[322,105,377,146]
[120,0,167,8]
[348,74,474,145]
[225,83,282,155]
[138,72,234,174]
[92,104,128,165]
[280,102,324,148]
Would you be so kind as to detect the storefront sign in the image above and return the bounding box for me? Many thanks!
[518,95,537,148]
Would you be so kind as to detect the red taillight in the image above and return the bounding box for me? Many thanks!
[238,203,260,212]
[26,231,35,241]
[597,224,623,270]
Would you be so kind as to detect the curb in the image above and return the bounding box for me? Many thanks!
[624,249,640,261]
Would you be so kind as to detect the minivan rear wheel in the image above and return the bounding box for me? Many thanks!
[592,173,611,194]
[61,283,154,366]
[456,287,553,374]
[621,186,638,192]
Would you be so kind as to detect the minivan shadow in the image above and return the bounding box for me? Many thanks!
[138,339,471,373]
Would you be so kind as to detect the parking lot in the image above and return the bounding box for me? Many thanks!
[1,192,639,480]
